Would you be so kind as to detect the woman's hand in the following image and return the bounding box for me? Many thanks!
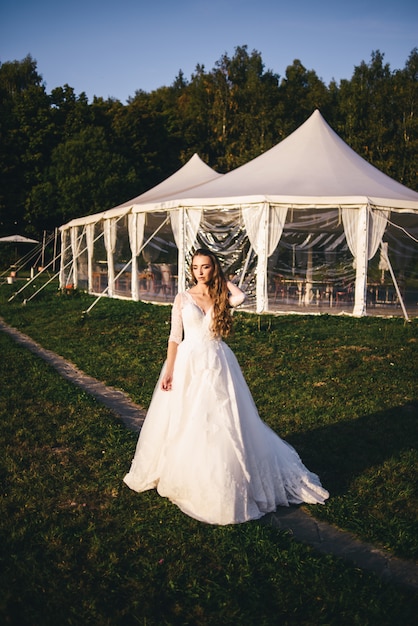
[161,373,173,391]
[161,341,178,391]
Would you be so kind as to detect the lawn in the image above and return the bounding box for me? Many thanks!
[0,282,417,624]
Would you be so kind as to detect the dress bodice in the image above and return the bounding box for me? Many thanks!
[169,291,217,344]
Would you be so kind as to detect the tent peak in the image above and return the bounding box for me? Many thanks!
[165,110,418,205]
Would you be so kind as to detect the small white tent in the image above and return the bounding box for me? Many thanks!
[114,153,224,207]
[59,154,223,299]
[60,111,418,317]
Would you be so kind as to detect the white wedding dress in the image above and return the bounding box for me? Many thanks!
[123,291,329,525]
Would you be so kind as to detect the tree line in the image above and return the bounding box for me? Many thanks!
[0,45,417,238]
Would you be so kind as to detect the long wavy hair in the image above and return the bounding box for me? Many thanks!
[190,248,232,338]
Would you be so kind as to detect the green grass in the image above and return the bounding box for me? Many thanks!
[1,283,418,624]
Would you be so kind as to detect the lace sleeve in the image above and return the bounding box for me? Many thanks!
[168,293,184,344]
[227,281,246,307]
[229,292,245,307]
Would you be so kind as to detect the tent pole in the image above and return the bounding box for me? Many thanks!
[177,208,186,292]
[59,228,67,290]
[352,205,369,317]
[238,245,253,289]
[380,243,409,322]
[8,245,67,302]
[304,245,313,306]
[83,216,170,316]
[53,228,58,273]
[11,228,99,302]
[41,230,46,268]
[23,231,87,303]
[255,203,269,313]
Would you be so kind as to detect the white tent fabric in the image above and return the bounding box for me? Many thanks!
[60,154,223,299]
[103,218,117,297]
[61,153,223,230]
[128,213,145,301]
[159,110,417,209]
[242,204,288,311]
[60,111,418,317]
[170,208,203,291]
[112,153,224,209]
[342,208,390,262]
[85,223,95,292]
[131,110,418,315]
[0,234,39,244]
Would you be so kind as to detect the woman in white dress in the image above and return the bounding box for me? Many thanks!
[123,249,329,524]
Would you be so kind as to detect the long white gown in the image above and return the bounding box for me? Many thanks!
[123,291,329,525]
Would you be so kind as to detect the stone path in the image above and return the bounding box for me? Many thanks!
[0,318,146,432]
[1,317,417,591]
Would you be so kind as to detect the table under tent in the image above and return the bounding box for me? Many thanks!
[59,111,418,319]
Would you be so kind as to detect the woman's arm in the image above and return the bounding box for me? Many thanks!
[161,293,183,390]
[161,341,178,391]
[226,280,245,307]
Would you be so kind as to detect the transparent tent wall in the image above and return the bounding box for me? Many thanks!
[76,228,89,291]
[60,228,72,288]
[135,212,178,303]
[267,209,356,314]
[113,214,133,299]
[380,213,418,314]
[192,208,257,310]
[267,208,418,317]
[80,206,417,318]
[91,221,108,295]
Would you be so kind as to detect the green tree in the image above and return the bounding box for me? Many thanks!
[116,88,182,195]
[50,85,91,139]
[175,46,282,171]
[278,59,331,137]
[213,46,281,170]
[391,48,418,189]
[29,126,133,227]
[338,51,397,172]
[1,46,417,241]
[174,63,219,166]
[0,55,48,234]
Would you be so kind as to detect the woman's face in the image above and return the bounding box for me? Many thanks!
[192,255,214,285]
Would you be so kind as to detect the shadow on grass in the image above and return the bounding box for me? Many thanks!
[286,401,418,496]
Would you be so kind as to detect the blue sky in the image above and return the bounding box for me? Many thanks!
[1,0,416,103]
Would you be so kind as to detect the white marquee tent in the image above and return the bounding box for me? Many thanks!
[59,154,223,300]
[60,110,418,317]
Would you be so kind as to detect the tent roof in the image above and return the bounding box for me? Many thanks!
[115,153,223,208]
[61,154,223,228]
[139,110,418,212]
[61,112,418,233]
[0,234,39,243]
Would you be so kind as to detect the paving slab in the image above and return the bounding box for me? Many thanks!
[1,317,417,590]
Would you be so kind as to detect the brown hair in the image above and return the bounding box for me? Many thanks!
[191,248,232,337]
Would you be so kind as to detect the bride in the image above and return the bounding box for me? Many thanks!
[123,248,329,524]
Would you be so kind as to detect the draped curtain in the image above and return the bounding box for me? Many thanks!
[171,208,203,290]
[86,223,95,292]
[59,228,69,289]
[242,204,288,311]
[368,209,390,260]
[342,207,390,262]
[104,218,117,296]
[342,205,390,316]
[70,226,79,288]
[128,213,145,300]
